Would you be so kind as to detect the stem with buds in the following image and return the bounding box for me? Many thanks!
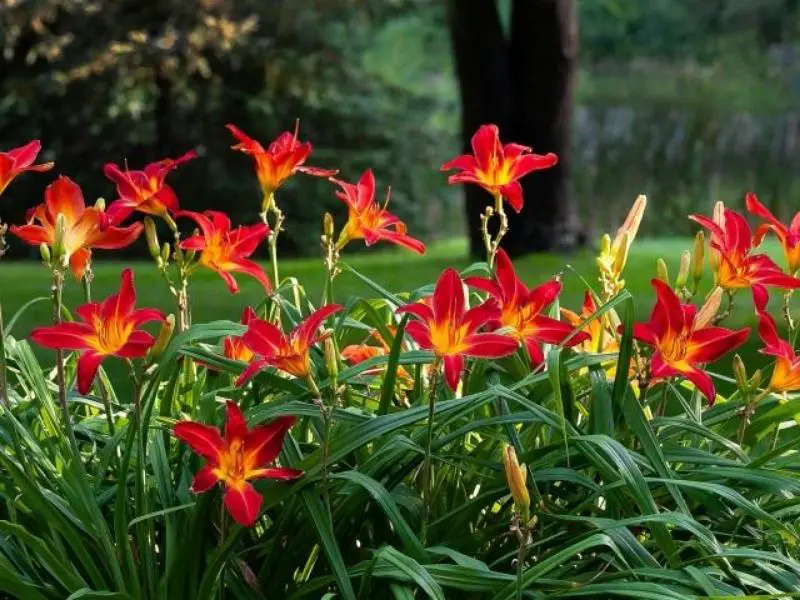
[421,358,441,546]
[262,193,284,315]
[480,195,509,271]
[783,290,795,335]
[737,389,769,447]
[51,268,81,459]
[713,291,735,326]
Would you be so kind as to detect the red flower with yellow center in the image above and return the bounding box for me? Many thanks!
[103,150,196,223]
[0,140,54,196]
[29,269,165,394]
[178,210,271,294]
[224,307,257,364]
[173,401,302,527]
[333,170,425,254]
[396,268,518,390]
[746,192,800,275]
[690,207,800,292]
[440,124,558,213]
[753,287,800,393]
[236,304,343,385]
[465,249,589,367]
[226,123,337,200]
[11,176,142,279]
[632,279,749,403]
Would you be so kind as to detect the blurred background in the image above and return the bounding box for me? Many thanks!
[1,0,799,259]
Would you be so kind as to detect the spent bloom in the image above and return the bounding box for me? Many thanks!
[746,192,800,275]
[30,269,165,394]
[753,287,800,394]
[466,249,589,367]
[0,140,54,196]
[690,206,800,293]
[631,279,749,403]
[441,124,557,213]
[236,304,343,386]
[333,169,425,254]
[173,401,302,527]
[597,195,647,297]
[103,151,196,224]
[178,210,271,294]
[226,123,337,211]
[396,267,518,390]
[11,176,142,279]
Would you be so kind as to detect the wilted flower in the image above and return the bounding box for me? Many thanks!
[178,210,271,294]
[0,140,54,196]
[441,124,557,213]
[396,267,518,390]
[333,170,425,254]
[29,269,165,394]
[465,249,589,367]
[11,176,142,279]
[173,401,302,527]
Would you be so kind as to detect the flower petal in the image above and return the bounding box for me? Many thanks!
[499,181,524,213]
[243,415,296,466]
[404,321,433,350]
[463,332,519,358]
[223,482,263,527]
[191,464,220,493]
[30,322,95,350]
[76,351,105,395]
[174,421,226,462]
[442,354,464,390]
[432,268,465,327]
[687,326,750,364]
[293,304,343,349]
[252,467,304,480]
[225,400,249,441]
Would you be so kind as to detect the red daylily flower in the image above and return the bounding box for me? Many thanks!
[173,401,302,527]
[465,249,589,367]
[396,268,518,390]
[746,192,800,275]
[29,269,165,394]
[226,123,337,200]
[333,170,425,254]
[631,279,749,403]
[11,176,142,279]
[103,151,196,223]
[224,307,258,363]
[236,304,343,385]
[690,207,800,292]
[0,140,54,195]
[178,210,271,294]
[440,124,558,213]
[753,287,800,393]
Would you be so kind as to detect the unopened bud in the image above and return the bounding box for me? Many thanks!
[94,197,106,212]
[692,231,705,287]
[52,213,68,263]
[613,232,630,276]
[733,354,748,390]
[749,370,762,389]
[676,250,690,289]
[323,213,335,239]
[656,258,669,284]
[147,314,175,361]
[324,336,338,381]
[615,194,647,252]
[696,286,723,328]
[144,217,161,260]
[599,233,611,258]
[503,445,530,523]
[39,243,51,264]
[160,242,171,265]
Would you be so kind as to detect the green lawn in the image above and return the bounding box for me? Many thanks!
[0,237,788,388]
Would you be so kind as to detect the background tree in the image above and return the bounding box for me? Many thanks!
[446,0,580,259]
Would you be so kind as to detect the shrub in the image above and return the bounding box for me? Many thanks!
[0,126,799,600]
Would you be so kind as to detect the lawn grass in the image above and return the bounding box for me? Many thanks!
[0,237,789,390]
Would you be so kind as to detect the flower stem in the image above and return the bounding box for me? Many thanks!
[783,290,795,335]
[737,389,768,447]
[0,303,9,412]
[83,266,93,303]
[307,376,333,515]
[480,195,509,271]
[421,358,441,546]
[513,512,527,600]
[52,269,81,459]
[713,291,735,326]
[219,501,227,599]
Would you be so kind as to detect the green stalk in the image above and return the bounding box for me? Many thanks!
[0,303,9,411]
[52,269,81,460]
[421,358,441,546]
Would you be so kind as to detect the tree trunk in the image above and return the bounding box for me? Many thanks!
[446,0,580,259]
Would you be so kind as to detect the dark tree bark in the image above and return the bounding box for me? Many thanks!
[446,0,580,259]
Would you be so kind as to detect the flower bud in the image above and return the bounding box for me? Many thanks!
[323,212,335,240]
[692,231,705,287]
[144,217,161,260]
[656,258,669,284]
[160,242,171,265]
[733,354,748,390]
[94,197,106,212]
[676,250,690,289]
[147,314,175,361]
[52,213,68,264]
[324,336,338,381]
[710,202,725,272]
[613,231,630,276]
[615,194,647,253]
[599,233,611,259]
[39,242,51,264]
[503,445,530,522]
[696,286,723,328]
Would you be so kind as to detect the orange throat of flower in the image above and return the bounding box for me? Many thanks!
[428,322,470,356]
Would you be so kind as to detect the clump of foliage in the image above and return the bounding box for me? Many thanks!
[0,123,799,600]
